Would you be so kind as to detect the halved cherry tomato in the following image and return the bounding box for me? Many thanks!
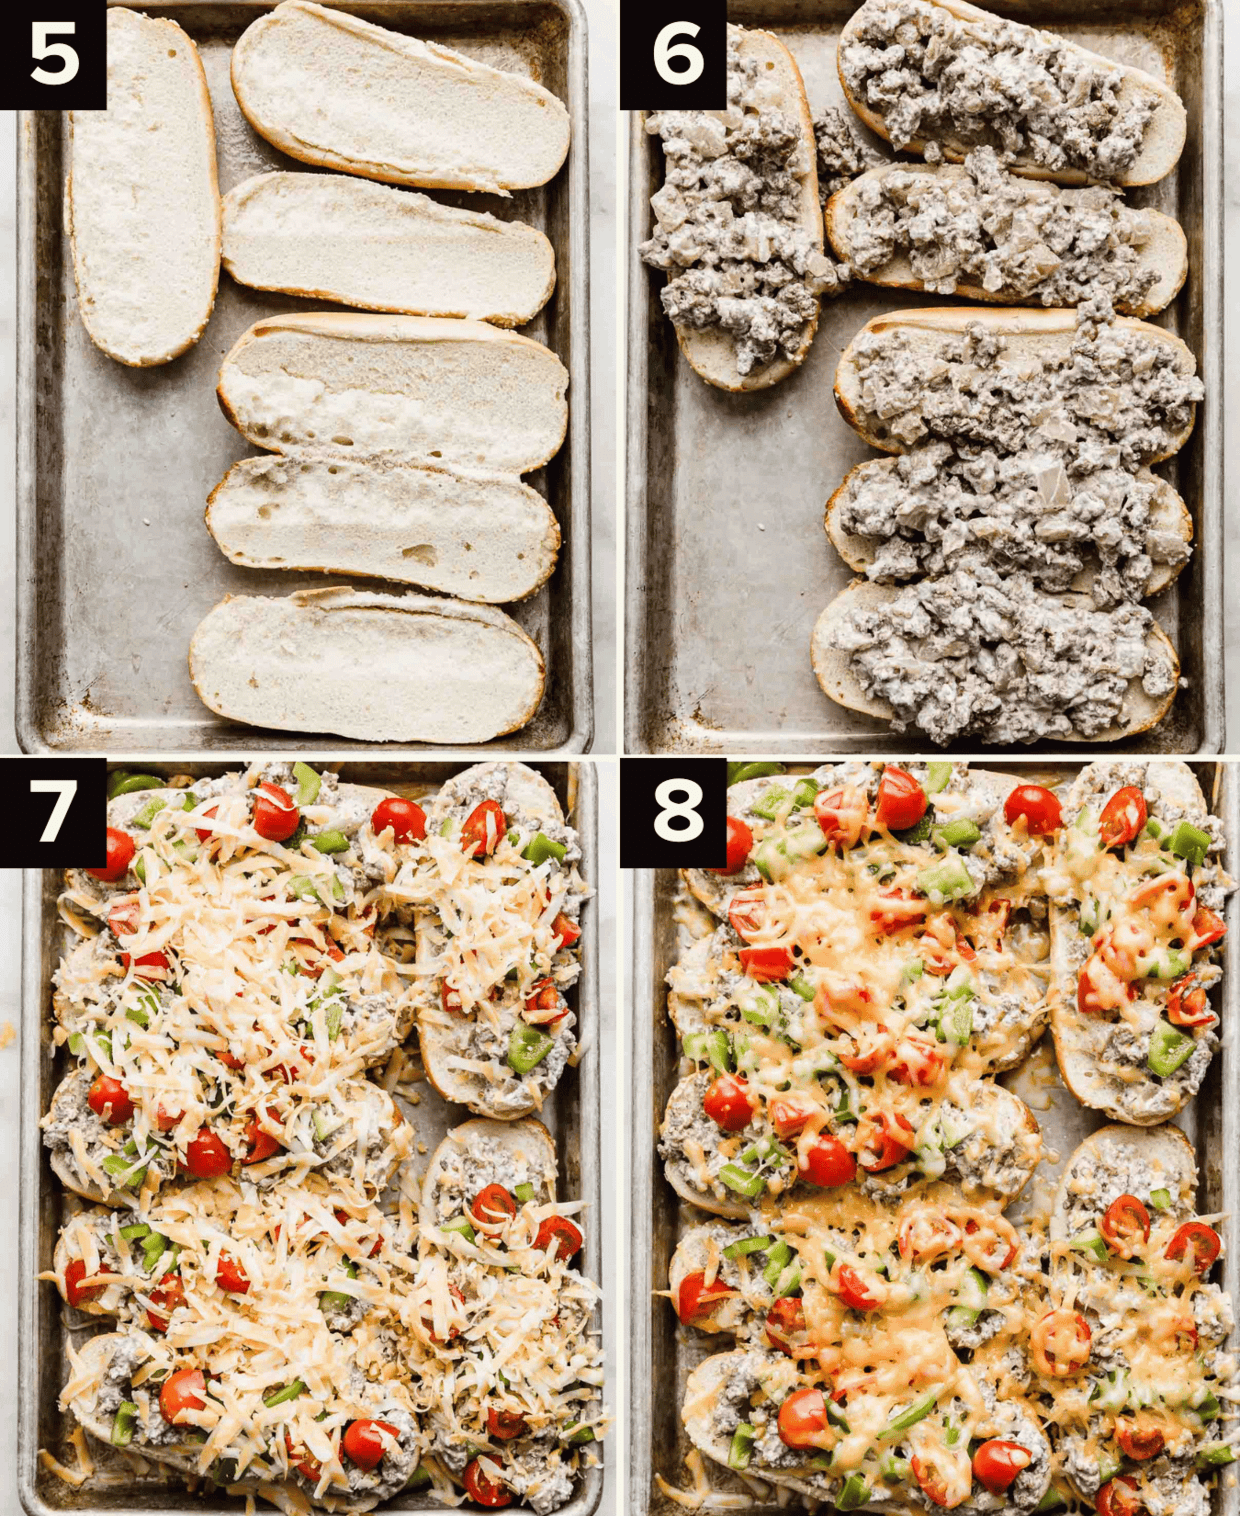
[911,1453,964,1509]
[533,1216,582,1263]
[243,1109,284,1165]
[1099,787,1148,849]
[898,1211,962,1262]
[972,1441,1032,1495]
[1167,973,1216,1029]
[371,796,427,844]
[1003,785,1063,836]
[216,1252,250,1294]
[1030,1310,1091,1376]
[963,1217,1019,1273]
[487,1407,528,1441]
[64,1258,104,1308]
[147,1273,185,1332]
[702,1074,755,1132]
[815,787,870,849]
[87,1074,133,1125]
[461,800,506,859]
[727,887,766,943]
[119,950,170,980]
[676,1271,735,1325]
[441,980,464,1016]
[107,901,140,936]
[1096,1476,1142,1516]
[870,889,929,933]
[183,1126,231,1179]
[252,783,300,843]
[195,805,219,844]
[523,979,568,1027]
[738,946,792,982]
[551,912,581,950]
[342,1419,400,1471]
[1100,1195,1150,1256]
[707,816,753,875]
[1078,954,1134,1016]
[285,1435,321,1483]
[421,1283,465,1346]
[463,1457,512,1507]
[834,1264,884,1312]
[1190,907,1227,950]
[888,1033,946,1087]
[797,1134,856,1189]
[217,1047,245,1071]
[1116,1419,1165,1461]
[837,1030,893,1076]
[160,1367,206,1425]
[88,828,136,882]
[764,1296,806,1356]
[858,1113,915,1173]
[471,1184,518,1226]
[333,1208,382,1258]
[875,768,927,831]
[777,1387,828,1449]
[1165,1221,1221,1275]
[769,1094,817,1140]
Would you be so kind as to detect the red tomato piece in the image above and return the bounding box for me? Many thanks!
[972,1441,1032,1495]
[63,1258,104,1308]
[371,796,427,844]
[87,828,136,883]
[195,805,219,844]
[183,1127,232,1179]
[1096,1477,1143,1516]
[216,1252,250,1294]
[285,1435,322,1483]
[107,901,141,936]
[471,1184,518,1226]
[834,1264,883,1312]
[888,1033,946,1087]
[707,816,754,875]
[242,1108,284,1165]
[777,1387,828,1450]
[768,1094,817,1140]
[898,1212,962,1262]
[911,1454,961,1509]
[1030,1310,1091,1377]
[1190,907,1227,950]
[487,1407,528,1441]
[155,1102,183,1133]
[217,1046,245,1071]
[1165,1221,1221,1275]
[797,1134,856,1189]
[252,783,300,843]
[702,1074,755,1133]
[160,1367,206,1425]
[147,1273,185,1332]
[1100,1195,1150,1256]
[738,946,792,982]
[461,800,506,859]
[857,1113,915,1173]
[875,768,927,832]
[1099,787,1148,849]
[814,787,870,849]
[87,1074,133,1125]
[1116,1420,1165,1461]
[1003,784,1063,836]
[551,912,581,950]
[534,1216,583,1263]
[441,980,464,1016]
[727,886,767,943]
[1167,974,1216,1029]
[962,1217,1019,1274]
[463,1457,512,1507]
[342,1419,400,1471]
[422,1283,466,1346]
[676,1270,735,1325]
[523,979,568,1027]
[870,889,929,933]
[764,1296,806,1356]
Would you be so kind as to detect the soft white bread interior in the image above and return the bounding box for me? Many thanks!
[230,0,570,194]
[221,171,555,326]
[205,456,560,604]
[67,8,220,366]
[216,312,568,475]
[837,0,1186,188]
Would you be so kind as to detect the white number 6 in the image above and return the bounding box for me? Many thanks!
[654,22,705,86]
[32,22,80,86]
[654,778,704,843]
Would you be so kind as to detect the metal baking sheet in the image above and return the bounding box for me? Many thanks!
[18,761,603,1516]
[629,760,1239,1513]
[16,0,592,754]
[624,0,1223,754]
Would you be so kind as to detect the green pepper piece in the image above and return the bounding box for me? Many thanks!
[881,1389,939,1439]
[119,1222,150,1242]
[102,1154,146,1190]
[824,1398,850,1434]
[1197,1444,1236,1469]
[700,1029,733,1074]
[902,958,924,985]
[134,857,146,885]
[1070,1229,1109,1265]
[109,773,165,799]
[762,1240,793,1287]
[1089,1371,1130,1413]
[751,786,792,821]
[924,762,953,795]
[728,762,785,787]
[67,1032,85,1056]
[441,1215,477,1245]
[331,876,344,902]
[916,854,976,903]
[879,1453,911,1483]
[289,875,322,903]
[727,1423,755,1471]
[1035,1491,1068,1513]
[319,1289,353,1315]
[181,793,199,812]
[514,1182,535,1204]
[1096,1452,1122,1486]
[723,1235,773,1261]
[718,1164,766,1198]
[1144,818,1164,839]
[141,1232,168,1273]
[310,830,349,855]
[263,1380,306,1408]
[292,762,322,806]
[111,1400,139,1447]
[791,778,820,810]
[894,811,935,846]
[325,1000,344,1041]
[946,1266,989,1331]
[835,1473,870,1511]
[405,1465,434,1490]
[1168,821,1212,867]
[774,1264,802,1299]
[789,973,816,1002]
[1149,1187,1171,1212]
[508,1024,555,1075]
[1134,945,1192,981]
[935,994,973,1046]
[522,832,568,866]
[130,798,164,830]
[934,818,982,850]
[740,989,778,1028]
[1148,1019,1194,1076]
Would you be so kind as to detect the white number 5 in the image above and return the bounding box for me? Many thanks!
[31,779,77,843]
[654,22,704,86]
[32,22,80,86]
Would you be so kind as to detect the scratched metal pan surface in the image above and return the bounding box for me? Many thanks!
[629,761,1238,1514]
[624,0,1223,755]
[16,0,592,755]
[17,761,603,1516]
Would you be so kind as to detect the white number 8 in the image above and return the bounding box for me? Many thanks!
[32,22,80,85]
[654,22,705,86]
[654,778,704,843]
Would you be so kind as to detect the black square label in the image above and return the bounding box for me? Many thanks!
[0,758,107,868]
[620,758,727,869]
[1,4,107,112]
[620,0,726,112]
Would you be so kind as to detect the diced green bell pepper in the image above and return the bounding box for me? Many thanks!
[263,1380,306,1408]
[514,1182,536,1204]
[1149,1187,1171,1211]
[1168,821,1212,867]
[1134,945,1192,981]
[310,830,349,855]
[934,818,981,851]
[878,1453,911,1483]
[112,1401,139,1447]
[916,854,976,903]
[1089,1370,1130,1413]
[682,1029,733,1074]
[761,1241,793,1287]
[141,1232,168,1273]
[935,993,973,1046]
[924,762,953,795]
[723,1235,772,1261]
[789,973,816,1001]
[292,763,321,806]
[751,786,792,821]
[109,773,164,799]
[1035,1491,1067,1513]
[903,958,924,984]
[1148,1019,1195,1076]
[131,798,164,830]
[728,762,785,787]
[791,778,820,810]
[319,1289,353,1315]
[441,1215,476,1245]
[1070,1229,1109,1265]
[728,1423,755,1471]
[405,1465,433,1489]
[523,832,568,866]
[102,1154,146,1190]
[119,1222,149,1242]
[1197,1444,1236,1469]
[881,1390,939,1438]
[509,1025,555,1074]
[718,1164,766,1199]
[894,811,935,846]
[835,1473,870,1510]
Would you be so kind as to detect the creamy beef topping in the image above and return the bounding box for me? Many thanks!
[843,147,1159,308]
[814,104,883,204]
[839,0,1160,181]
[828,567,1178,744]
[641,26,846,375]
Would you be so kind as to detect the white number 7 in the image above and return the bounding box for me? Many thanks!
[31,779,77,843]
[32,22,80,86]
